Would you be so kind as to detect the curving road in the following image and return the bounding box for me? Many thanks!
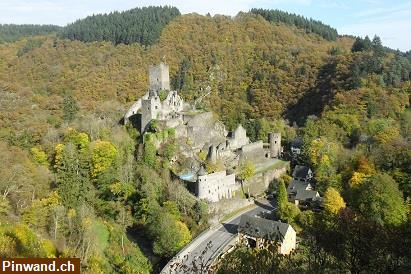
[161,198,276,273]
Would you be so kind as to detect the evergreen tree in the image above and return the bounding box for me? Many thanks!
[56,143,92,209]
[63,93,79,122]
[0,24,61,43]
[60,6,180,45]
[277,180,287,211]
[251,8,338,41]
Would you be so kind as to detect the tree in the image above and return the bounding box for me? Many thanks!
[163,142,177,161]
[30,147,49,166]
[372,35,384,57]
[149,210,191,258]
[59,6,180,45]
[56,143,92,209]
[277,180,288,210]
[323,187,346,215]
[280,202,301,223]
[351,36,372,52]
[91,140,117,177]
[143,139,156,167]
[63,93,79,122]
[0,197,11,216]
[358,173,407,226]
[237,161,256,181]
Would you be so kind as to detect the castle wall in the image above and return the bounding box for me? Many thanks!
[239,141,266,163]
[141,96,161,132]
[124,92,150,123]
[241,141,263,153]
[228,125,249,150]
[196,171,239,202]
[242,165,289,196]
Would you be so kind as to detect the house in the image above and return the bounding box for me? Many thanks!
[237,214,296,255]
[292,165,313,182]
[291,138,302,155]
[287,179,312,195]
[287,179,321,206]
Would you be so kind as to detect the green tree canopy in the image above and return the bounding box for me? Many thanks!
[358,173,407,226]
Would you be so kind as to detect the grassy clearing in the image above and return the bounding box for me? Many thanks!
[255,159,289,174]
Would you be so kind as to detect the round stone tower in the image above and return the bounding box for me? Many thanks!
[268,132,281,158]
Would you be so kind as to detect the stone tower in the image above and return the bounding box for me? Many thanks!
[268,132,281,158]
[207,145,217,163]
[141,92,161,133]
[149,63,170,91]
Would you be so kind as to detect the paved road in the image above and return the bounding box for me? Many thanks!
[162,198,276,273]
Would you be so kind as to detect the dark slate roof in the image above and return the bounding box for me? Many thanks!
[291,138,302,148]
[238,214,290,242]
[287,180,311,194]
[292,165,311,179]
[295,190,320,201]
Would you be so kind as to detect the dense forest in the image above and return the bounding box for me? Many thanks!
[0,24,61,43]
[250,8,338,41]
[59,6,181,45]
[0,6,410,273]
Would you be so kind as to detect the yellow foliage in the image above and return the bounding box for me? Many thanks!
[198,151,207,162]
[91,140,118,177]
[54,143,65,168]
[375,127,400,144]
[308,139,324,166]
[67,208,77,219]
[65,128,90,151]
[0,234,17,257]
[324,187,346,215]
[349,172,367,188]
[41,239,57,258]
[22,191,60,228]
[82,217,93,230]
[109,182,122,195]
[87,254,106,274]
[237,161,256,181]
[30,147,49,166]
[12,223,36,246]
[205,160,225,173]
[319,154,330,165]
[176,221,191,248]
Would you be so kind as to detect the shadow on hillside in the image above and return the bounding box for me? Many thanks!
[285,61,337,125]
[127,226,165,273]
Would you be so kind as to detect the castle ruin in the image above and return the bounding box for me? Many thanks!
[125,62,287,203]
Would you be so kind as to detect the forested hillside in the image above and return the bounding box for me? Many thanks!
[0,8,410,273]
[59,6,180,45]
[0,24,61,43]
[250,8,338,41]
